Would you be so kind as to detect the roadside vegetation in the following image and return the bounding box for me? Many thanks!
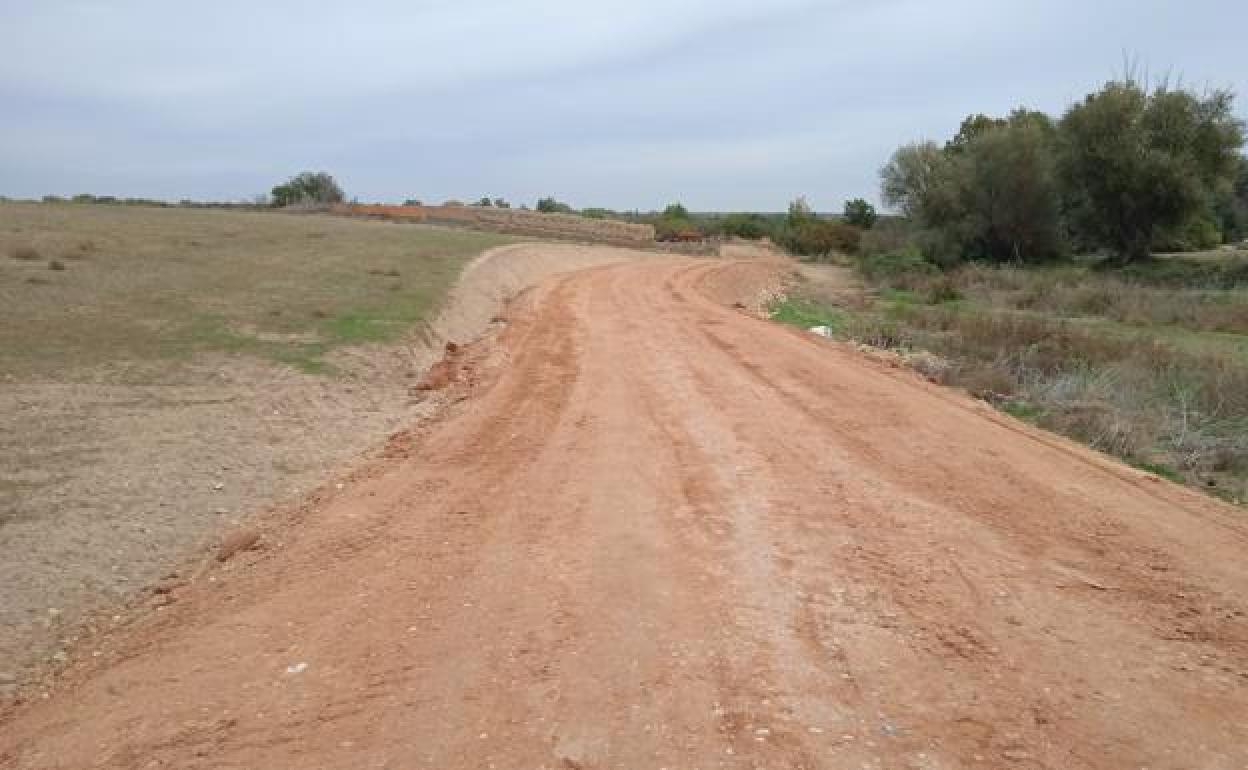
[771,75,1248,505]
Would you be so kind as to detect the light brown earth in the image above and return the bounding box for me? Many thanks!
[4,255,1248,769]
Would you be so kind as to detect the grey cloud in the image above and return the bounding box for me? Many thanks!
[2,0,1244,210]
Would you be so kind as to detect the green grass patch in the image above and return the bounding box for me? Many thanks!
[1000,400,1045,421]
[770,297,845,331]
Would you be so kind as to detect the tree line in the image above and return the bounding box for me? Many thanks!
[881,78,1247,265]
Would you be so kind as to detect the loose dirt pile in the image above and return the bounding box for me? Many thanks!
[4,256,1246,769]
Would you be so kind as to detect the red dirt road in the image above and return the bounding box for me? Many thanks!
[4,258,1248,769]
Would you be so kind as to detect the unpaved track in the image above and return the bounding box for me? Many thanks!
[3,258,1248,769]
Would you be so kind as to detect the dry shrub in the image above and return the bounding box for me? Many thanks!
[948,359,1019,399]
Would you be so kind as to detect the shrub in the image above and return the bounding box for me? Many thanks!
[777,220,861,260]
[858,219,914,257]
[857,246,934,284]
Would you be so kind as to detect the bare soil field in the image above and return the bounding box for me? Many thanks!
[2,254,1246,769]
[0,201,652,695]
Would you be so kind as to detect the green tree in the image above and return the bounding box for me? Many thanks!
[1222,155,1248,241]
[1058,82,1244,263]
[843,198,878,229]
[475,196,493,207]
[955,117,1064,261]
[881,114,1063,263]
[880,142,948,221]
[270,171,345,207]
[945,114,1006,155]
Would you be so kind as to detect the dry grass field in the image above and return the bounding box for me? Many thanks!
[1,203,513,381]
[0,202,514,692]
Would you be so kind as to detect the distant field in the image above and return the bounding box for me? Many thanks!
[0,203,514,381]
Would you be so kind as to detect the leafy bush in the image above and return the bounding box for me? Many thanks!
[777,220,861,260]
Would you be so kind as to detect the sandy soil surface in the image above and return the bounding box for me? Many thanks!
[3,257,1248,769]
[0,242,648,697]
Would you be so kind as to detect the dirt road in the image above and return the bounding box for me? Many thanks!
[3,257,1248,769]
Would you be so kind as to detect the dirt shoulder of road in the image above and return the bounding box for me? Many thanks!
[0,240,660,699]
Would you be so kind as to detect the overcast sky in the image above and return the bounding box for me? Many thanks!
[2,1,1245,211]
